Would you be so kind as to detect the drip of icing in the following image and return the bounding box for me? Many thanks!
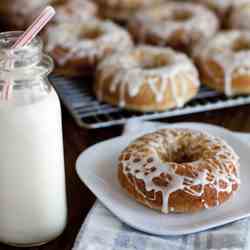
[45,20,133,66]
[169,76,184,107]
[121,129,240,213]
[131,2,218,46]
[97,46,200,108]
[197,31,250,96]
[147,77,165,102]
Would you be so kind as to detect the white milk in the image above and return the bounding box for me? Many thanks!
[0,88,67,246]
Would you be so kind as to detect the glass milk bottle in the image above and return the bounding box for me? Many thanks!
[0,31,67,247]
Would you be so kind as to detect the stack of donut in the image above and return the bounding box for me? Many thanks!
[3,0,250,112]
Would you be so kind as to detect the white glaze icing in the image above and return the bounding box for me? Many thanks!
[53,0,97,23]
[45,19,133,66]
[120,128,240,213]
[96,46,200,108]
[130,2,218,47]
[194,31,250,96]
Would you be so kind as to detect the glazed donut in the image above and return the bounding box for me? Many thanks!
[129,2,219,53]
[52,0,98,24]
[94,0,163,22]
[0,0,53,29]
[193,31,250,96]
[44,19,133,76]
[228,2,250,30]
[118,128,240,213]
[94,46,200,111]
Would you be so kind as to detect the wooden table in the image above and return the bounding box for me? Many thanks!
[1,105,250,250]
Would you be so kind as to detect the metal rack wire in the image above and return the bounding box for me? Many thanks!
[51,76,250,129]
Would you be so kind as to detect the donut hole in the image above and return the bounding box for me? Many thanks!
[232,38,250,52]
[174,154,194,163]
[151,9,192,22]
[160,141,205,164]
[159,148,200,164]
[173,150,199,163]
[53,0,67,6]
[80,27,103,40]
[141,58,168,70]
[172,10,193,22]
[134,50,169,70]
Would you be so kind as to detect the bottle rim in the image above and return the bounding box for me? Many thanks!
[0,31,43,54]
[0,31,54,79]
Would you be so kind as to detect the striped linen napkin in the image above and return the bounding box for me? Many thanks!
[73,119,250,250]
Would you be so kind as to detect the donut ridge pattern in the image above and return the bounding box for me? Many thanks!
[118,128,240,213]
[95,46,200,109]
[129,2,219,49]
[194,30,250,96]
[45,19,133,66]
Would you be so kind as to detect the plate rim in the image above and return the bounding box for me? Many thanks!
[76,122,250,235]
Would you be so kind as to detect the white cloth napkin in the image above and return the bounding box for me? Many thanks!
[73,119,250,250]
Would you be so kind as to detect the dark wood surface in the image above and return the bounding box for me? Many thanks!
[1,105,250,250]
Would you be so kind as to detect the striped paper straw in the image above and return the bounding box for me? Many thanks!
[2,6,55,100]
[1,83,13,100]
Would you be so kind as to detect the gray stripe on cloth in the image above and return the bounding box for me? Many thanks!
[179,236,188,250]
[206,232,213,250]
[193,234,201,250]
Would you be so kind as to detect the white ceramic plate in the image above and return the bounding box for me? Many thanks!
[76,122,250,236]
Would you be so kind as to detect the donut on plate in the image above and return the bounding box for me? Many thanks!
[52,0,98,24]
[128,2,219,53]
[44,19,133,76]
[118,128,240,213]
[94,45,200,111]
[193,31,250,96]
[94,0,163,22]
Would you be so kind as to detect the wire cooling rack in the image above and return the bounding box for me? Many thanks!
[51,76,250,129]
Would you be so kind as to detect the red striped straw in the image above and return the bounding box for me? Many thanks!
[2,6,55,100]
